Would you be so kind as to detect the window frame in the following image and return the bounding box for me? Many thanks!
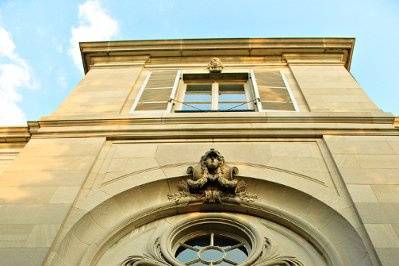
[131,69,299,113]
[171,70,260,113]
[174,79,255,112]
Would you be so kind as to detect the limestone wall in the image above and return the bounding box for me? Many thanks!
[42,139,379,265]
[290,65,381,113]
[0,137,105,265]
[0,144,24,175]
[52,66,143,116]
[47,60,385,119]
[2,135,398,265]
[325,136,399,265]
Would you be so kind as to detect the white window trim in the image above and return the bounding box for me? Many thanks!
[131,70,181,114]
[281,71,300,112]
[130,71,151,112]
[252,70,299,113]
[249,70,263,112]
[166,71,182,112]
[132,69,299,113]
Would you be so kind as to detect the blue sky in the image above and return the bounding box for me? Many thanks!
[0,0,398,125]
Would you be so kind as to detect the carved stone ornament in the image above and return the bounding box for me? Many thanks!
[207,57,223,73]
[121,236,303,266]
[252,237,304,266]
[121,238,168,266]
[168,149,257,204]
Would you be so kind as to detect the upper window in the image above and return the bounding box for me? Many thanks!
[175,73,255,112]
[131,69,298,113]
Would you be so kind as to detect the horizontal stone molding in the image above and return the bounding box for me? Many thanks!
[1,114,398,141]
[23,113,398,139]
[79,38,355,73]
[0,126,30,143]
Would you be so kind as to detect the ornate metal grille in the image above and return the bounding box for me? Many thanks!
[175,232,249,266]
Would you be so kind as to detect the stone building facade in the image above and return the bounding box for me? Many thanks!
[0,38,399,266]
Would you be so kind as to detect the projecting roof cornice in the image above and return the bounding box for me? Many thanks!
[79,37,355,73]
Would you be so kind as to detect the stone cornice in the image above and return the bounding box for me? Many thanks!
[40,112,395,125]
[2,114,397,141]
[79,38,355,73]
[27,123,399,139]
[0,126,30,143]
[25,113,399,139]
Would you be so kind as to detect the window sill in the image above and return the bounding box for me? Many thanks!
[174,109,255,113]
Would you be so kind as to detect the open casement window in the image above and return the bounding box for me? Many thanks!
[132,69,297,113]
[173,73,256,112]
[253,70,297,111]
[133,70,178,111]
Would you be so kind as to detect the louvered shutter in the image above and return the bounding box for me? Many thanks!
[135,70,177,111]
[254,70,295,111]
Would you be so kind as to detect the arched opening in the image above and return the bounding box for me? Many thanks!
[46,177,375,266]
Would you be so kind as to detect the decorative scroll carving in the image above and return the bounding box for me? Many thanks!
[168,149,257,204]
[207,57,223,73]
[121,236,303,266]
[253,237,304,266]
[121,238,171,266]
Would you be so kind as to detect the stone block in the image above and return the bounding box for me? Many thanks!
[290,65,380,112]
[50,187,81,204]
[0,247,48,266]
[371,185,399,203]
[52,66,141,116]
[109,143,158,158]
[357,155,399,169]
[347,185,378,203]
[389,141,399,154]
[0,169,90,187]
[25,224,60,248]
[338,168,399,185]
[376,248,399,266]
[356,202,399,223]
[0,224,33,248]
[364,224,399,248]
[20,138,104,157]
[0,186,57,204]
[0,204,71,225]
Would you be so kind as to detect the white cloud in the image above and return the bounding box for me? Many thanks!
[0,26,34,126]
[69,0,119,70]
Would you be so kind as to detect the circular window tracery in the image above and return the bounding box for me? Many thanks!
[162,214,262,266]
[175,232,249,265]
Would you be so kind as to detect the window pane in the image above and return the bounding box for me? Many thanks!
[219,84,246,102]
[214,234,240,246]
[219,102,249,111]
[175,249,198,263]
[225,248,248,264]
[219,84,244,92]
[186,235,210,247]
[185,94,212,102]
[175,233,250,266]
[186,84,212,93]
[185,84,212,102]
[181,103,212,111]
